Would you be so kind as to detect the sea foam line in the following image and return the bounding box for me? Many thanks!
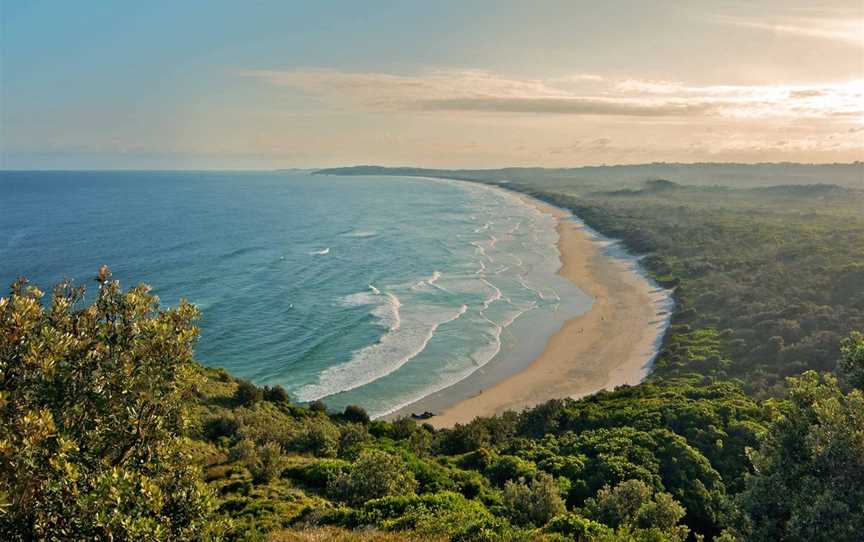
[374,313,507,418]
[295,298,468,402]
[411,270,447,291]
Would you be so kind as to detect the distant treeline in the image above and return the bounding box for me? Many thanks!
[315,162,864,190]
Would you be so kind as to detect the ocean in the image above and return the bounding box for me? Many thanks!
[0,171,591,417]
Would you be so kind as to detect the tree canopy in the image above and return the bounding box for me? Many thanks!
[0,268,216,540]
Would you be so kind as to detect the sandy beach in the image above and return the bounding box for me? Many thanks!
[426,190,671,428]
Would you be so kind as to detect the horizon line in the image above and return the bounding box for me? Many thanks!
[1,160,863,173]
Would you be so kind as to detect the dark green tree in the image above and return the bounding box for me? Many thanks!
[738,336,864,541]
[839,331,864,390]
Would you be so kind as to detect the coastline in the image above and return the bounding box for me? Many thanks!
[399,185,672,428]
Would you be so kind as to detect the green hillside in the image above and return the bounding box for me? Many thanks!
[3,165,863,541]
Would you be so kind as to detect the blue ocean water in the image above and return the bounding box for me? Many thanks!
[0,171,591,416]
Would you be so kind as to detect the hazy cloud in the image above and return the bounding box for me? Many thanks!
[412,97,715,116]
[707,14,864,46]
[245,68,864,122]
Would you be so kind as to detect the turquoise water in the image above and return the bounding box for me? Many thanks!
[0,171,591,416]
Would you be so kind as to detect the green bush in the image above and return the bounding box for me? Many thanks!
[0,271,218,540]
[284,459,350,490]
[338,423,370,460]
[263,384,290,403]
[246,441,287,484]
[502,472,565,527]
[203,414,240,441]
[234,379,263,406]
[228,438,257,463]
[544,513,615,541]
[486,455,537,487]
[584,480,688,541]
[298,420,340,458]
[328,450,418,506]
[342,405,370,424]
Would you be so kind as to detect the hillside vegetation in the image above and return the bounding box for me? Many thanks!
[3,163,863,541]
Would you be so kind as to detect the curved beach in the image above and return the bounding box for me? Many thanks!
[424,189,671,428]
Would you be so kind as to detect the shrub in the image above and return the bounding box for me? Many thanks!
[234,379,263,406]
[342,405,370,424]
[308,400,328,413]
[486,455,537,487]
[437,422,491,454]
[840,331,864,389]
[284,459,350,490]
[458,448,497,471]
[297,420,340,458]
[228,438,257,463]
[501,472,565,527]
[584,479,688,541]
[203,414,240,441]
[408,428,433,457]
[263,384,290,403]
[338,423,370,460]
[544,513,615,541]
[357,492,498,539]
[246,441,287,484]
[389,418,417,440]
[0,271,217,539]
[328,450,418,506]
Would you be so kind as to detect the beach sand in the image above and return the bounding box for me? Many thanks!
[426,192,670,428]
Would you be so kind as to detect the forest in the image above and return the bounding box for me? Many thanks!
[2,164,863,541]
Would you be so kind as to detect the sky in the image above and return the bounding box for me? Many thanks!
[1,0,863,169]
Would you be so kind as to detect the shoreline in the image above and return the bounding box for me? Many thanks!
[394,184,672,428]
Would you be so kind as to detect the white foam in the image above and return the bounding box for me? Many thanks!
[309,247,330,255]
[344,230,377,238]
[411,270,446,291]
[480,278,503,310]
[295,300,469,402]
[516,275,545,300]
[471,240,489,260]
[368,284,381,295]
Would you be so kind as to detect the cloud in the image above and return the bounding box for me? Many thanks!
[243,68,864,122]
[412,97,715,116]
[707,14,864,46]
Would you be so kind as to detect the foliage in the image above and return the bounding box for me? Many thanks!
[839,331,864,390]
[543,513,616,541]
[342,405,370,424]
[545,183,864,396]
[328,450,419,506]
[246,442,287,485]
[737,369,864,541]
[583,480,688,541]
[235,379,264,406]
[501,472,566,527]
[4,167,862,542]
[0,269,217,540]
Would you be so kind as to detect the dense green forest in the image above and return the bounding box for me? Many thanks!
[2,165,863,541]
[521,180,864,396]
